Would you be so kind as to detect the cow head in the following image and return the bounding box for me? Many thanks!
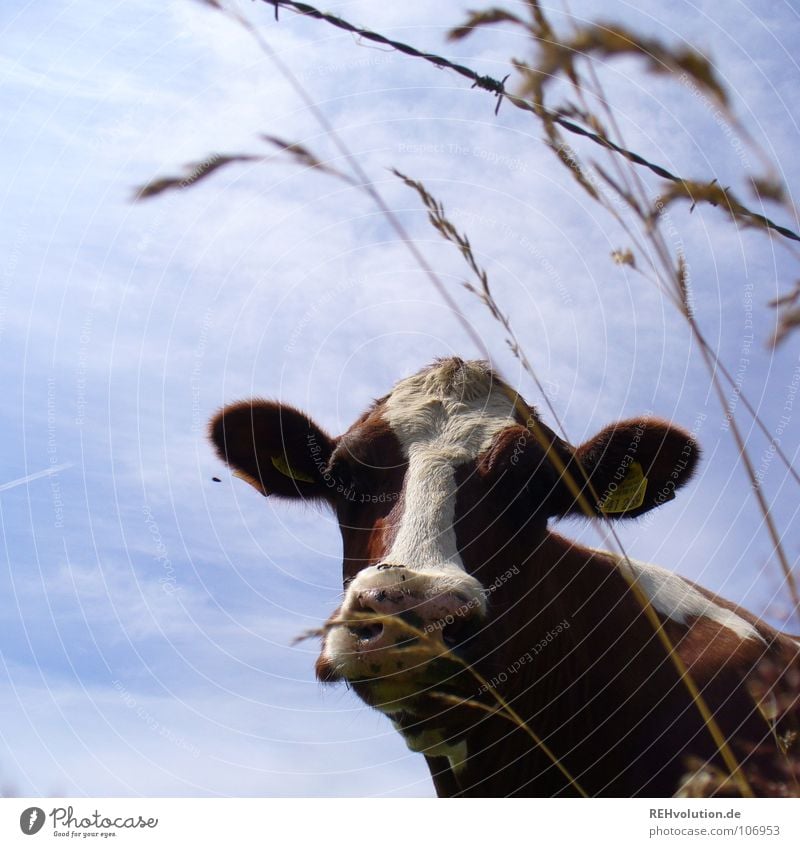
[209,358,699,760]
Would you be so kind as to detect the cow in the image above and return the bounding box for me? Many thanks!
[209,357,799,797]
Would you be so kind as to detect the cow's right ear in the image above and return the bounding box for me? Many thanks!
[209,400,335,501]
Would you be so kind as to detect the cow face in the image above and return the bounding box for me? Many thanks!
[209,358,699,757]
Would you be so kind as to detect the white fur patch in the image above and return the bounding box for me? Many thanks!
[447,740,469,773]
[388,715,469,770]
[610,552,765,643]
[381,360,516,594]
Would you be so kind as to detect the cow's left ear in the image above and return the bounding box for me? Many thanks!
[557,417,700,519]
[209,400,336,501]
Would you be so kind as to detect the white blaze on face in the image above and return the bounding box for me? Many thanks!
[381,361,518,593]
[387,449,461,568]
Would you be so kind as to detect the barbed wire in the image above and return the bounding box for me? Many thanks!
[263,0,800,245]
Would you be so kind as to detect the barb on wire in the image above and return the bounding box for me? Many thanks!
[262,0,800,246]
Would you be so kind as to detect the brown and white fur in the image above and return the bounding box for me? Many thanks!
[210,358,800,797]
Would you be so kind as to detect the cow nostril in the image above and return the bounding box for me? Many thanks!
[349,621,384,642]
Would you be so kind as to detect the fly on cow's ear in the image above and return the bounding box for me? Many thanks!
[208,400,336,501]
[559,417,700,519]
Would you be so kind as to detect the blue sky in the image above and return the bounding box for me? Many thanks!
[0,0,798,796]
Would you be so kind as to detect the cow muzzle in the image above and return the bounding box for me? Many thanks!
[317,563,487,703]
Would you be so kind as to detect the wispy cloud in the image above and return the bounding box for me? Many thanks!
[0,464,73,493]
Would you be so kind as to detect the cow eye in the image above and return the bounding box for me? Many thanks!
[327,458,370,496]
[326,459,352,488]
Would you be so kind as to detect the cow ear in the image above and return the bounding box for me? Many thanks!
[556,417,700,519]
[209,400,335,501]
